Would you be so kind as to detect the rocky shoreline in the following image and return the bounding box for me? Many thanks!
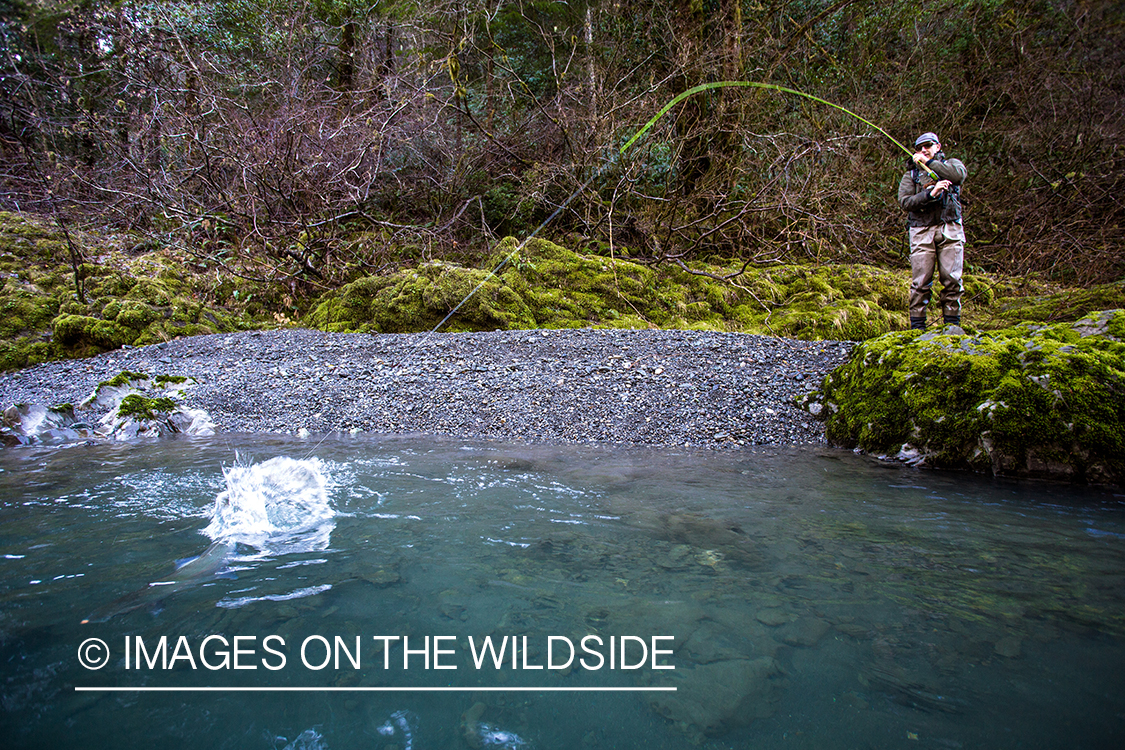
[0,328,855,449]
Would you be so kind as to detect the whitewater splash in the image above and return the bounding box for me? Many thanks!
[376,710,419,750]
[204,456,335,555]
[82,455,334,623]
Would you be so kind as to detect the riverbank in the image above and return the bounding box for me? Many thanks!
[0,327,853,449]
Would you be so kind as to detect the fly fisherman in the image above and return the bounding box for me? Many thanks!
[898,132,967,330]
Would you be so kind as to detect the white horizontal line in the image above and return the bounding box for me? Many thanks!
[75,686,675,693]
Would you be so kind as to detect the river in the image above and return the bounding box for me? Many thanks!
[1,434,1122,749]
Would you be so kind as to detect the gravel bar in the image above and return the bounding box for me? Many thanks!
[0,328,856,449]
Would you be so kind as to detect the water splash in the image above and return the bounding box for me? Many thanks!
[474,724,530,749]
[278,728,327,750]
[203,456,335,555]
[82,455,335,623]
[376,710,418,750]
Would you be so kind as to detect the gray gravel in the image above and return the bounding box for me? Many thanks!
[0,328,855,449]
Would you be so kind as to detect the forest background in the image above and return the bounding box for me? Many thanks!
[1,0,1123,325]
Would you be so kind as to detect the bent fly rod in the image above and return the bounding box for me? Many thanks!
[428,78,939,338]
[621,80,940,179]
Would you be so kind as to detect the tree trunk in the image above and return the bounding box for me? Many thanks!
[338,21,356,91]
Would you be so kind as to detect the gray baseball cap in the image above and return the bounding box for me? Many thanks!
[915,132,940,147]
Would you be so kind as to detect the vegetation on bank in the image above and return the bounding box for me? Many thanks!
[4,211,1123,375]
[0,212,261,370]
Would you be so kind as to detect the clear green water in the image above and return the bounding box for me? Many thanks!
[1,434,1123,749]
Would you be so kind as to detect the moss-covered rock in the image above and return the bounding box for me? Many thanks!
[805,310,1125,484]
[502,237,680,328]
[52,314,133,356]
[727,264,911,340]
[308,258,538,333]
[308,237,923,337]
[978,280,1125,329]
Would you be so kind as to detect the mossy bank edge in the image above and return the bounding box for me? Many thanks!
[3,212,1123,484]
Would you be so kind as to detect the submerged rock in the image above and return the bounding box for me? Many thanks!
[647,657,784,736]
[755,608,796,627]
[994,634,1022,659]
[634,511,761,565]
[801,310,1125,484]
[779,616,831,647]
[1,402,92,445]
[461,703,529,749]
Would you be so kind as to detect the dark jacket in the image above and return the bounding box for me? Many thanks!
[897,152,967,227]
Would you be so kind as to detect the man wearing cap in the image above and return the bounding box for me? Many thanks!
[897,132,968,330]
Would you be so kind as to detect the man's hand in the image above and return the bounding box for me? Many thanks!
[929,179,952,197]
[912,152,929,165]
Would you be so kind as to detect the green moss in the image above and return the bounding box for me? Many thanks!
[99,371,151,388]
[115,301,159,330]
[3,209,1123,385]
[153,374,190,386]
[979,280,1125,329]
[0,211,53,240]
[52,314,132,354]
[309,255,538,333]
[126,278,175,306]
[117,394,178,420]
[35,239,68,261]
[0,293,61,337]
[100,301,123,320]
[88,271,136,298]
[812,310,1125,483]
[496,237,663,327]
[0,339,51,371]
[0,213,263,372]
[307,239,923,337]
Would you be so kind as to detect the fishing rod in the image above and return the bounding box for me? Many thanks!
[432,81,933,335]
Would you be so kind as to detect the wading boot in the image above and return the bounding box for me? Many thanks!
[910,317,927,330]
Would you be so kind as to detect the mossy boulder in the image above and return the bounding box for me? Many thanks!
[496,237,665,329]
[43,298,238,363]
[804,310,1125,484]
[728,264,910,340]
[0,212,261,371]
[978,279,1125,329]
[53,314,133,355]
[308,258,537,333]
[309,237,666,333]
